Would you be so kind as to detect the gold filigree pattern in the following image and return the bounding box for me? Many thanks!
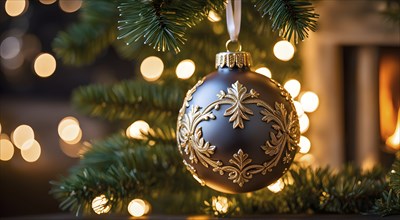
[177,80,300,187]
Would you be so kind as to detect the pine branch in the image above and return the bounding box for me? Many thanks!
[253,0,319,43]
[52,0,118,66]
[117,0,225,53]
[71,79,188,125]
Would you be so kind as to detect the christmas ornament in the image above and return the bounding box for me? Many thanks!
[176,0,300,194]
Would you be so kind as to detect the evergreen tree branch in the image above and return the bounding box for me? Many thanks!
[252,0,319,43]
[117,0,225,53]
[71,79,188,124]
[52,0,118,66]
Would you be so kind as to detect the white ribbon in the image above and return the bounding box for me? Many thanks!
[226,0,241,42]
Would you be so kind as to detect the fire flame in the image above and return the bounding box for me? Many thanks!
[386,110,400,151]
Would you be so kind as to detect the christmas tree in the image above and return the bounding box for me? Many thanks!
[49,0,399,217]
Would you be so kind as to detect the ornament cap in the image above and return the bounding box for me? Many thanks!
[215,51,252,69]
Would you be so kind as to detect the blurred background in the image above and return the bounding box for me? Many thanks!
[0,0,399,217]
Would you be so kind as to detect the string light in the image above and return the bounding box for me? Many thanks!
[255,67,272,78]
[293,101,304,117]
[0,139,14,161]
[59,0,82,13]
[34,53,57,78]
[21,139,41,162]
[273,40,295,61]
[284,79,301,98]
[5,0,27,17]
[92,195,111,215]
[176,59,195,79]
[128,199,150,217]
[299,113,310,134]
[299,136,311,154]
[1,36,21,59]
[267,179,285,193]
[208,10,221,22]
[126,120,150,139]
[300,91,319,113]
[212,196,229,214]
[140,56,164,81]
[11,125,35,149]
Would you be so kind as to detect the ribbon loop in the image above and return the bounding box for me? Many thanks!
[226,0,241,42]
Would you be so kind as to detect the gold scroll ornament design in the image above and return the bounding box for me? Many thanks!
[177,80,300,187]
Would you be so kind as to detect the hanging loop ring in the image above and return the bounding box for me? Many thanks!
[225,40,242,52]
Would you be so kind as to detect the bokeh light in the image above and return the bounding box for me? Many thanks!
[267,179,285,193]
[34,53,57,77]
[21,139,41,162]
[208,10,221,22]
[11,125,35,149]
[59,141,84,158]
[59,0,82,13]
[293,101,304,117]
[92,195,111,215]
[212,196,229,214]
[128,199,147,217]
[176,59,195,79]
[284,79,301,98]
[58,117,82,143]
[299,154,315,165]
[140,56,164,81]
[255,67,272,78]
[126,120,150,139]
[0,139,14,161]
[299,136,311,154]
[5,0,27,17]
[300,91,319,113]
[1,36,21,59]
[273,40,295,61]
[299,113,310,134]
[39,0,57,5]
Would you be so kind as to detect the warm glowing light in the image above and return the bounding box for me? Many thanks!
[59,141,84,158]
[60,124,81,142]
[34,53,56,77]
[92,195,111,215]
[361,157,376,171]
[128,199,147,217]
[267,179,285,193]
[59,0,82,13]
[300,91,319,112]
[284,79,301,98]
[273,40,295,61]
[140,56,164,81]
[12,125,35,149]
[299,114,310,134]
[1,133,9,140]
[5,0,27,17]
[293,101,304,117]
[176,59,195,79]
[21,139,41,162]
[299,154,315,165]
[0,139,14,161]
[386,110,400,150]
[212,196,229,214]
[0,123,2,134]
[299,136,311,154]
[126,120,150,139]
[39,0,57,5]
[208,10,221,22]
[58,117,79,135]
[255,67,272,78]
[1,36,21,59]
